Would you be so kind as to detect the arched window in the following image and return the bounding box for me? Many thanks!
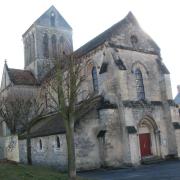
[135,69,145,100]
[50,12,55,26]
[59,36,65,55]
[51,35,57,58]
[25,39,28,66]
[43,33,49,58]
[39,139,42,150]
[31,33,35,60]
[56,136,60,148]
[59,36,64,43]
[29,37,32,64]
[92,67,98,92]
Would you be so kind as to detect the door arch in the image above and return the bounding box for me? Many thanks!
[138,116,161,158]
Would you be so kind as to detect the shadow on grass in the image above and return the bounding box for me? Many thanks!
[0,162,88,180]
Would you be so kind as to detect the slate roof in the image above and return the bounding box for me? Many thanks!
[19,95,118,139]
[20,113,65,139]
[75,12,160,57]
[156,59,170,74]
[74,19,118,57]
[8,68,38,86]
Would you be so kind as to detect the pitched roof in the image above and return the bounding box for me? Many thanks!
[19,96,118,139]
[30,113,65,138]
[75,12,160,57]
[23,5,72,37]
[19,113,65,139]
[156,59,170,74]
[74,20,115,57]
[8,68,38,86]
[35,5,72,29]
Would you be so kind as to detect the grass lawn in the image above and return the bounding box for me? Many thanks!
[0,162,87,180]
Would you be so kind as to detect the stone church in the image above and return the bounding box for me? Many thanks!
[1,6,180,170]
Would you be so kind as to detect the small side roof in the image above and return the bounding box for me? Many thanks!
[19,95,118,139]
[7,67,38,86]
[27,113,65,139]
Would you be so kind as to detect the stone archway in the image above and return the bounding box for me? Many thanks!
[138,116,161,159]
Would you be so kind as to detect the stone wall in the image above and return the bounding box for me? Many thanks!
[0,135,19,162]
[23,7,73,80]
[19,134,67,170]
[124,103,179,160]
[17,9,180,171]
[18,109,123,170]
[75,111,100,170]
[18,139,27,163]
[0,137,5,160]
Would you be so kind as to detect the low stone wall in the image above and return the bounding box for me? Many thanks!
[0,135,19,162]
[19,134,67,170]
[0,137,5,159]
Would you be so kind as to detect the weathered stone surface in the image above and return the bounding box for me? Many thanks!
[0,135,19,162]
[1,6,180,171]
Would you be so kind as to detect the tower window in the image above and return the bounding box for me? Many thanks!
[39,139,42,150]
[51,35,57,58]
[135,69,145,100]
[50,12,55,26]
[92,66,99,92]
[31,33,35,60]
[43,33,49,58]
[59,36,65,43]
[56,136,61,148]
[59,36,65,55]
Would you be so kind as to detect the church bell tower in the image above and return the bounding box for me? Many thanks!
[22,6,73,80]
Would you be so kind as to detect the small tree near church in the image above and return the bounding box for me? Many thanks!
[45,52,98,180]
[0,90,44,164]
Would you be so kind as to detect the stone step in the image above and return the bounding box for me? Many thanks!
[141,156,164,165]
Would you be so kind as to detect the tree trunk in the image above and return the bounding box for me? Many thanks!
[65,120,76,180]
[26,130,32,165]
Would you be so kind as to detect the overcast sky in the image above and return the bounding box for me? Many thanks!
[0,0,179,97]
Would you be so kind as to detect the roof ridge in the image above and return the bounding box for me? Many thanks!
[74,12,139,57]
[75,11,160,57]
[9,68,30,71]
[23,6,72,37]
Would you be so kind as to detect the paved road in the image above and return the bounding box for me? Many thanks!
[79,160,180,180]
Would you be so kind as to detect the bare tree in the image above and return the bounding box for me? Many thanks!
[44,53,98,180]
[0,90,44,164]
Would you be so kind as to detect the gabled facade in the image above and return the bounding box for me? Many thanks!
[1,6,180,170]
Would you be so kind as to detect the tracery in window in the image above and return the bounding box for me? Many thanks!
[43,33,49,58]
[59,36,65,55]
[92,66,98,92]
[135,69,145,100]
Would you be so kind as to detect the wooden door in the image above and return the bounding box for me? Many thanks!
[139,133,151,157]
